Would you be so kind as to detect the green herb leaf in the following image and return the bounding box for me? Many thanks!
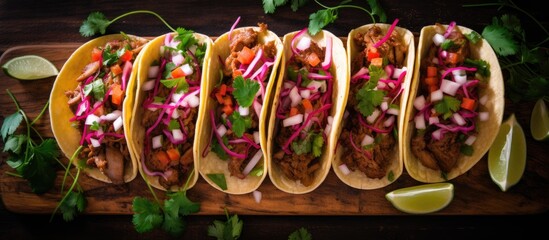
[309,9,338,36]
[90,121,101,131]
[232,76,260,108]
[367,0,387,22]
[83,79,106,101]
[3,134,26,154]
[161,77,189,93]
[102,45,120,66]
[19,138,59,194]
[311,133,324,158]
[207,173,228,190]
[482,24,518,56]
[79,12,110,37]
[228,112,252,138]
[132,197,164,233]
[460,144,474,156]
[1,111,23,141]
[464,58,491,77]
[207,209,243,240]
[212,135,230,160]
[289,227,312,240]
[59,191,87,221]
[434,96,461,119]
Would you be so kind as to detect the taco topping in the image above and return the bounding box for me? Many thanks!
[339,20,407,179]
[140,29,207,189]
[272,28,333,187]
[65,34,147,184]
[207,23,277,179]
[410,22,490,173]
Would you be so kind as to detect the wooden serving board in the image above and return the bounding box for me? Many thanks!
[0,43,547,216]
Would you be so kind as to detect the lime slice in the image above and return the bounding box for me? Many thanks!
[2,55,59,80]
[530,98,549,141]
[385,183,454,214]
[488,113,526,192]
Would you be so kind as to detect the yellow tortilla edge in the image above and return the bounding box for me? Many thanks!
[332,24,415,190]
[197,27,283,195]
[49,34,148,184]
[402,25,505,183]
[266,30,348,194]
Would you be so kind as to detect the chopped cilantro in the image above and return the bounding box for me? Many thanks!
[228,111,252,138]
[207,173,228,190]
[83,79,106,101]
[232,76,260,108]
[161,77,189,93]
[356,65,386,117]
[212,135,230,160]
[434,96,461,119]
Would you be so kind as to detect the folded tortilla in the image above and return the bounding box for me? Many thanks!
[331,23,415,190]
[266,29,348,194]
[128,32,213,191]
[402,24,504,182]
[197,26,283,194]
[50,34,148,184]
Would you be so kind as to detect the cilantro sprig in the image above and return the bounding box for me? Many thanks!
[263,0,386,35]
[355,65,386,117]
[207,208,243,240]
[132,170,200,236]
[2,89,59,194]
[79,11,176,37]
[463,0,549,102]
[288,227,312,240]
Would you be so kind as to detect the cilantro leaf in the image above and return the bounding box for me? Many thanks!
[309,9,338,36]
[3,134,26,154]
[1,111,23,141]
[79,12,110,37]
[482,24,518,56]
[207,210,243,240]
[18,139,59,194]
[289,227,312,240]
[161,77,189,93]
[434,96,461,119]
[207,173,228,190]
[232,76,260,108]
[311,134,324,158]
[291,0,308,11]
[132,197,164,233]
[83,79,106,101]
[59,191,87,222]
[464,58,491,77]
[228,112,252,138]
[367,0,387,22]
[212,135,230,160]
[166,191,200,216]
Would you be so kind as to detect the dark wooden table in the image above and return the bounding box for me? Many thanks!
[1,0,547,239]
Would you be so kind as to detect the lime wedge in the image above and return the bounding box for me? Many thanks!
[530,98,549,141]
[385,183,454,214]
[488,114,526,192]
[2,55,59,80]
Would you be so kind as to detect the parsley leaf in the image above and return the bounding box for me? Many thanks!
[289,227,312,240]
[228,112,252,138]
[207,209,243,240]
[59,191,87,222]
[434,96,461,119]
[232,76,260,108]
[1,111,23,141]
[309,9,338,36]
[356,66,386,116]
[132,197,164,233]
[207,173,228,190]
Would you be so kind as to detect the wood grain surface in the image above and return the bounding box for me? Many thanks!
[1,43,547,216]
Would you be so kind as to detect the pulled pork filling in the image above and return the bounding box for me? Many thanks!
[272,31,332,187]
[410,22,485,173]
[209,23,276,179]
[66,36,147,184]
[339,25,406,179]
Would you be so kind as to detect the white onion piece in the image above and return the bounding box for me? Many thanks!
[113,116,123,131]
[380,101,389,111]
[392,67,407,79]
[252,190,262,204]
[296,36,311,51]
[479,95,488,105]
[253,101,262,119]
[102,110,122,122]
[429,116,440,125]
[454,74,467,85]
[187,94,200,108]
[367,109,380,123]
[242,150,263,176]
[289,87,301,107]
[239,106,249,116]
[465,135,477,145]
[431,128,443,140]
[430,89,444,102]
[453,113,466,126]
[283,114,303,127]
[307,80,326,93]
[217,125,227,138]
[300,89,311,99]
[76,102,88,116]
[415,115,426,129]
[479,111,489,121]
[452,69,466,76]
[152,135,163,149]
[324,124,332,136]
[433,33,445,46]
[172,92,183,104]
[253,131,260,144]
[169,103,180,119]
[440,79,461,96]
[283,81,294,90]
[172,129,184,141]
[148,66,159,79]
[90,138,101,148]
[180,63,193,76]
[361,134,375,146]
[384,116,395,127]
[339,164,351,175]
[377,81,387,89]
[142,80,156,91]
[388,82,396,89]
[327,116,334,125]
[387,107,400,116]
[414,96,426,110]
[172,53,184,67]
[85,114,100,126]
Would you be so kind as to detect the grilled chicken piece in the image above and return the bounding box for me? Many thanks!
[76,61,100,82]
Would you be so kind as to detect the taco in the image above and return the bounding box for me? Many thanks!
[127,29,212,191]
[197,23,283,194]
[266,28,347,194]
[50,34,148,184]
[332,20,415,190]
[402,22,504,183]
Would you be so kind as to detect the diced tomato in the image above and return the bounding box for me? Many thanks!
[110,64,123,76]
[223,96,232,106]
[119,50,133,62]
[370,57,383,67]
[91,47,102,62]
[301,99,313,113]
[222,104,233,116]
[237,46,255,65]
[171,66,186,78]
[93,105,105,116]
[307,52,321,67]
[155,151,170,168]
[426,66,438,77]
[233,69,243,78]
[289,107,299,117]
[367,48,380,62]
[219,84,227,96]
[446,52,460,64]
[428,84,438,93]
[424,77,438,86]
[110,83,124,106]
[461,97,476,111]
[166,148,180,162]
